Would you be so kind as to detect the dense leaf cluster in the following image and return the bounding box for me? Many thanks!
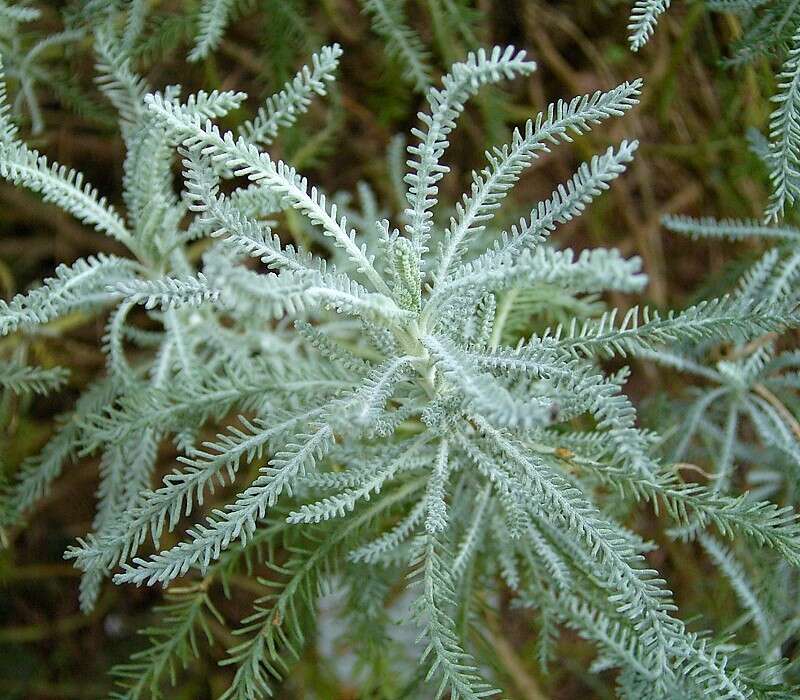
[1,2,800,699]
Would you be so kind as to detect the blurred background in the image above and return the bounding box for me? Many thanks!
[0,0,787,697]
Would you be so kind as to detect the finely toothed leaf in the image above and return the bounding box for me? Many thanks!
[434,80,642,281]
[433,246,646,309]
[108,589,221,699]
[424,439,451,533]
[548,295,799,359]
[663,214,800,242]
[765,29,800,221]
[146,89,392,294]
[360,0,432,92]
[0,361,69,395]
[189,0,237,62]
[452,141,639,276]
[109,273,224,310]
[94,22,150,129]
[0,55,19,144]
[65,407,328,583]
[1,378,117,530]
[404,46,537,257]
[0,143,133,244]
[0,254,137,335]
[219,478,425,700]
[114,424,336,586]
[287,435,429,524]
[699,534,771,642]
[424,334,553,430]
[0,2,40,24]
[238,44,342,146]
[628,0,671,52]
[410,535,502,699]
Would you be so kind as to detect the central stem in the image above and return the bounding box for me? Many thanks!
[394,319,437,396]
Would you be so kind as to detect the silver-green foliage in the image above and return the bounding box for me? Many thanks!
[3,23,800,700]
[655,209,800,684]
[360,0,433,91]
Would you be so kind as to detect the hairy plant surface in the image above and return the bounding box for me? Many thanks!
[1,2,800,699]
